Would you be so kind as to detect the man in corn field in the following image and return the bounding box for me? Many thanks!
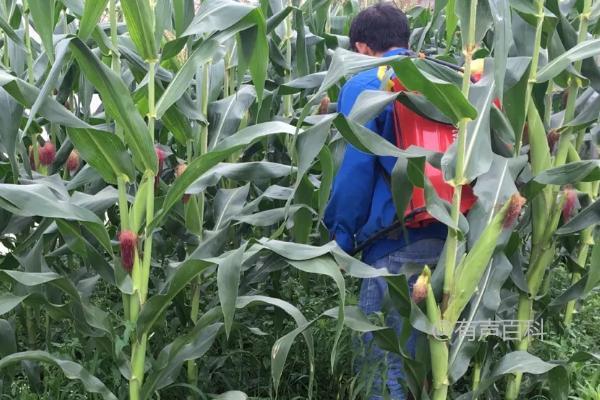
[324,3,447,399]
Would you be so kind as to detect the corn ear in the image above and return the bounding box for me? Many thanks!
[424,268,449,400]
[444,194,524,325]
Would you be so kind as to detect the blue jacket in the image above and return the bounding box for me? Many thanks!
[324,48,447,264]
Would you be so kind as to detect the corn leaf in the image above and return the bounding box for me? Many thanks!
[79,0,108,40]
[0,351,117,400]
[28,0,56,61]
[68,37,157,174]
[120,0,157,61]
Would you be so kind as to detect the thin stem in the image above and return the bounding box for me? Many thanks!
[426,281,449,400]
[554,0,591,166]
[442,0,477,313]
[514,0,545,156]
[504,4,547,396]
[23,0,34,84]
[129,59,157,400]
[472,360,481,399]
[505,295,532,400]
[563,238,590,325]
[283,0,293,119]
[2,33,9,68]
[543,81,554,128]
[187,59,210,391]
[117,176,131,320]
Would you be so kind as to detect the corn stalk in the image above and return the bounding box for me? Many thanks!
[559,0,593,326]
[129,60,157,400]
[283,0,294,119]
[187,58,211,390]
[502,2,547,397]
[424,267,449,400]
[513,0,545,156]
[441,0,477,313]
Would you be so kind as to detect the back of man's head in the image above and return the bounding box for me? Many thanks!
[349,3,410,54]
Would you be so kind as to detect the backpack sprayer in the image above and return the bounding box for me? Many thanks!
[348,53,482,256]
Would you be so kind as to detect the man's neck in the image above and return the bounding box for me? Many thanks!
[373,46,402,57]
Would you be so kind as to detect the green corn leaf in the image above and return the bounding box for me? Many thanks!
[186,162,296,194]
[213,392,248,400]
[133,83,195,145]
[0,293,28,315]
[182,0,255,37]
[314,48,476,124]
[141,323,224,399]
[442,80,495,184]
[537,38,600,82]
[22,39,71,138]
[0,69,95,130]
[217,246,246,338]
[131,172,151,233]
[235,295,314,396]
[120,0,157,61]
[0,319,17,357]
[233,9,268,102]
[534,160,600,186]
[184,2,268,102]
[390,157,415,229]
[0,88,23,181]
[348,89,399,125]
[213,185,250,230]
[527,97,552,175]
[208,85,256,149]
[155,39,220,118]
[0,351,117,400]
[0,183,102,223]
[79,0,108,40]
[556,198,600,235]
[460,351,558,399]
[488,0,512,101]
[266,5,295,33]
[444,194,517,325]
[456,0,493,46]
[67,127,135,184]
[0,14,24,47]
[0,269,111,335]
[287,256,345,371]
[68,37,158,174]
[446,0,457,44]
[293,9,308,76]
[172,0,194,35]
[28,0,56,61]
[317,147,334,219]
[136,259,213,339]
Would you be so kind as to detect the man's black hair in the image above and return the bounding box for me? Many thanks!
[349,3,410,53]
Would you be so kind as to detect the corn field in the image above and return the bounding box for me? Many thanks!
[0,0,599,399]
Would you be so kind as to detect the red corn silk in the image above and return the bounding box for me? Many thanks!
[118,230,138,273]
[38,142,56,166]
[562,187,578,223]
[547,129,560,155]
[318,96,330,114]
[66,150,80,173]
[411,274,429,304]
[175,163,190,203]
[154,147,166,189]
[174,163,187,178]
[470,61,502,109]
[28,145,36,170]
[503,193,526,229]
[155,147,166,171]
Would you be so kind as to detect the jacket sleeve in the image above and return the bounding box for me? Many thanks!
[324,79,378,253]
